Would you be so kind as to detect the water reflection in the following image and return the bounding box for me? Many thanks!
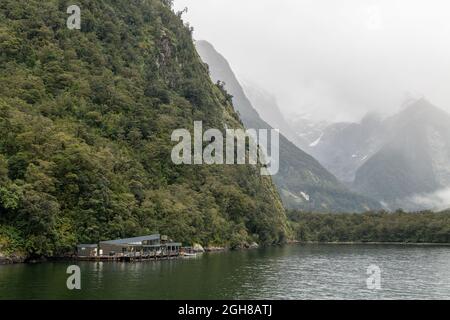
[0,244,449,299]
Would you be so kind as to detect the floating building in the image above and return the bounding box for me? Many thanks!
[76,234,181,261]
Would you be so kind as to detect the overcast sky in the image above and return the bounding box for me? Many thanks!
[174,0,450,122]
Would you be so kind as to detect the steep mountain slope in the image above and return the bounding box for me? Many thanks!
[308,113,385,184]
[196,40,381,212]
[288,114,330,148]
[354,99,450,208]
[242,83,309,150]
[0,0,289,257]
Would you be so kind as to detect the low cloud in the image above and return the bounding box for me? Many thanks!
[407,188,450,212]
[175,0,450,122]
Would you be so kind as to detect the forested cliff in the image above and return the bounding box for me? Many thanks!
[0,0,289,258]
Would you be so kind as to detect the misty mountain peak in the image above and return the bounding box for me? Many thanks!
[402,98,440,115]
[360,112,383,128]
[395,98,450,127]
[196,40,381,212]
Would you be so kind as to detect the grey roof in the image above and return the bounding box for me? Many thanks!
[77,244,98,248]
[166,242,182,246]
[143,242,182,248]
[100,234,160,245]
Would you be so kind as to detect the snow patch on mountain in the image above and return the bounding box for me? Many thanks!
[300,192,310,201]
[309,133,323,147]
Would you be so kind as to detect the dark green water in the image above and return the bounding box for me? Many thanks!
[1,244,449,299]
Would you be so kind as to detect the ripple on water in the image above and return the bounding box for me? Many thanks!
[0,244,449,299]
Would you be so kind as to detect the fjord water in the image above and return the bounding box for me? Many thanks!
[1,244,449,300]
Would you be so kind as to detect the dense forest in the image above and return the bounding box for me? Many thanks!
[288,210,450,243]
[0,0,289,259]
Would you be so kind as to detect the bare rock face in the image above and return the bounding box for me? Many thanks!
[248,242,259,249]
[192,243,205,253]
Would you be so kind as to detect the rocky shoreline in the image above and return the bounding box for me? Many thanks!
[0,253,26,265]
[192,241,260,253]
[4,241,450,265]
[3,241,450,265]
[0,242,261,265]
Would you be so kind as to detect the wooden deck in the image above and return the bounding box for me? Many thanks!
[77,252,180,262]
